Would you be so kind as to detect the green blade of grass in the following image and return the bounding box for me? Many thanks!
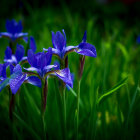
[97,76,128,105]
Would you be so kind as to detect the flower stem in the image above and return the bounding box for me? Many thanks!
[63,87,67,140]
[76,80,81,140]
[9,88,15,121]
[41,79,48,116]
[41,79,48,140]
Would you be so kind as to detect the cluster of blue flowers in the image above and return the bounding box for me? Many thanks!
[0,19,97,115]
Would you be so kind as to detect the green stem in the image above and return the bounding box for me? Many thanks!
[63,87,67,140]
[76,80,81,140]
[41,79,48,140]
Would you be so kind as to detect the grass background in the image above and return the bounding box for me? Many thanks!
[0,0,140,140]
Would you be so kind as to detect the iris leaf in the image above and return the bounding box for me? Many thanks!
[97,76,128,105]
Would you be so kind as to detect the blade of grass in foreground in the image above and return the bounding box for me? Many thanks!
[97,76,128,105]
[124,84,139,139]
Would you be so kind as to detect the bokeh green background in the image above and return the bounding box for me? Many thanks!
[0,0,140,140]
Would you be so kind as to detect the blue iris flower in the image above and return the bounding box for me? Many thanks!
[4,44,27,65]
[43,29,77,59]
[0,19,28,43]
[0,64,26,94]
[25,37,73,88]
[43,30,97,58]
[75,31,97,57]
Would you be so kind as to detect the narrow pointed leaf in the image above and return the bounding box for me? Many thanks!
[97,77,128,105]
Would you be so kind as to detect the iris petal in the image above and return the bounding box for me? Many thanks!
[27,49,36,67]
[5,47,12,59]
[82,31,87,42]
[76,43,97,57]
[15,44,25,62]
[55,68,73,88]
[53,31,66,51]
[9,73,26,94]
[27,76,41,87]
[30,36,37,53]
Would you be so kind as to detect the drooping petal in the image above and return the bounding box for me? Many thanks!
[24,67,40,73]
[15,44,25,62]
[15,32,28,38]
[76,42,97,57]
[43,48,60,57]
[53,31,66,51]
[43,65,58,74]
[9,73,26,94]
[65,45,78,54]
[27,76,41,87]
[4,55,17,64]
[0,32,12,38]
[13,64,22,73]
[23,36,28,43]
[66,73,74,90]
[30,36,37,53]
[54,68,73,88]
[5,46,12,59]
[53,61,60,70]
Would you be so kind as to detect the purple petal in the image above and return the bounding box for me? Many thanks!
[15,44,25,62]
[62,29,66,46]
[15,32,28,38]
[30,36,37,53]
[45,47,52,65]
[0,64,3,76]
[65,46,77,53]
[53,61,60,70]
[52,31,55,48]
[6,19,15,33]
[27,49,36,67]
[43,48,60,57]
[0,32,12,38]
[82,31,87,42]
[9,73,26,94]
[27,76,41,87]
[66,73,75,90]
[53,31,66,51]
[24,67,40,73]
[43,65,58,73]
[16,20,23,33]
[5,46,12,59]
[21,56,27,61]
[55,68,73,88]
[1,63,7,78]
[13,64,22,73]
[9,64,14,75]
[23,36,28,43]
[76,43,97,57]
[4,55,17,64]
